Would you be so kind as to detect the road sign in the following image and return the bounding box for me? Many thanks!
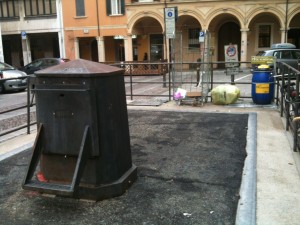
[224,44,239,68]
[251,56,274,65]
[165,7,176,39]
[199,31,205,43]
[21,31,27,40]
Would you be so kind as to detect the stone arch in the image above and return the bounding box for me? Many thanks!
[205,8,245,29]
[174,13,203,63]
[288,8,300,48]
[207,11,242,64]
[246,6,285,28]
[288,6,300,26]
[247,10,282,57]
[127,12,164,61]
[127,11,164,35]
[177,9,204,29]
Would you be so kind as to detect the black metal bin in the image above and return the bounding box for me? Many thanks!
[23,59,137,200]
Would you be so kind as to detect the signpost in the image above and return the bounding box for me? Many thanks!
[225,44,239,84]
[164,7,177,97]
[164,7,176,39]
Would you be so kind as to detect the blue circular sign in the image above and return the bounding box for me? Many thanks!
[167,12,173,17]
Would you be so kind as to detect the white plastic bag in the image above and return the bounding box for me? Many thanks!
[173,88,187,100]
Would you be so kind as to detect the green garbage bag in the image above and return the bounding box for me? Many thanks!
[211,84,240,105]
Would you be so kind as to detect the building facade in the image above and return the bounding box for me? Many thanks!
[0,0,65,68]
[1,0,300,68]
[62,0,300,66]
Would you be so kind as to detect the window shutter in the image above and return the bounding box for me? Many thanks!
[106,0,111,15]
[121,0,125,15]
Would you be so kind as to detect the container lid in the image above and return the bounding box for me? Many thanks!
[35,59,124,77]
[257,64,270,69]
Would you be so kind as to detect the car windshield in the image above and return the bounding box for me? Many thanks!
[256,51,265,56]
[0,62,14,71]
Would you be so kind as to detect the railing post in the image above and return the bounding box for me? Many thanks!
[27,76,31,134]
[168,62,172,101]
[130,64,133,100]
[162,62,167,88]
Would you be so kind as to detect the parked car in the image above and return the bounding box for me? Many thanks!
[20,58,70,75]
[0,62,27,93]
[255,43,300,72]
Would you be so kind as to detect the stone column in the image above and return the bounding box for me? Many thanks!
[280,28,287,43]
[240,28,249,68]
[97,36,105,62]
[124,35,133,61]
[74,38,79,59]
[58,31,66,59]
[22,36,31,66]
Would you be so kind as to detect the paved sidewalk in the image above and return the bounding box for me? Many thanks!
[1,101,300,224]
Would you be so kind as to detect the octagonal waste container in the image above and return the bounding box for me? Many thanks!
[23,59,137,200]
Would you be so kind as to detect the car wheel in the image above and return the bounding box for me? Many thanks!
[0,84,5,93]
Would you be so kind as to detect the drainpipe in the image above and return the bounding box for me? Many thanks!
[96,0,100,37]
[285,0,289,42]
[164,0,168,61]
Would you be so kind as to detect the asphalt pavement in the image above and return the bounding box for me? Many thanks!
[0,99,300,225]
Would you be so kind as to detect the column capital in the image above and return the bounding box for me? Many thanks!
[95,36,104,41]
[240,28,250,32]
[280,27,289,32]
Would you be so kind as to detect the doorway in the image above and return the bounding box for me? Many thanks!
[218,22,241,68]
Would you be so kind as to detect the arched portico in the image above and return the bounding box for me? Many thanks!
[248,12,282,58]
[173,15,202,63]
[207,13,242,66]
[288,12,300,47]
[129,16,164,61]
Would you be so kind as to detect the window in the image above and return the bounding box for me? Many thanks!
[24,0,56,17]
[106,0,125,16]
[292,50,300,60]
[188,28,200,50]
[258,24,271,48]
[76,0,85,17]
[0,0,19,19]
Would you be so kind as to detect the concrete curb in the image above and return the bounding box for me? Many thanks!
[235,112,257,225]
[0,141,33,162]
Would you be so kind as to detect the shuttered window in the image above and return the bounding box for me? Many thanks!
[0,0,19,19]
[106,0,125,16]
[24,0,56,17]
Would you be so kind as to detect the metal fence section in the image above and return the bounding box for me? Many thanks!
[115,61,254,102]
[0,76,36,138]
[276,62,300,151]
[0,61,255,139]
[3,60,300,144]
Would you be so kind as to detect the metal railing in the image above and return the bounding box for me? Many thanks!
[0,75,36,138]
[3,60,297,140]
[276,62,300,151]
[111,61,255,101]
